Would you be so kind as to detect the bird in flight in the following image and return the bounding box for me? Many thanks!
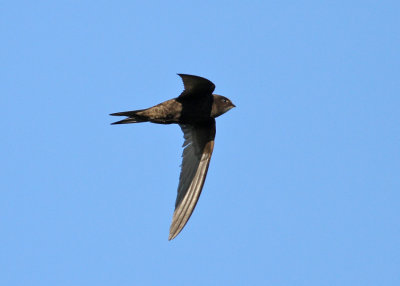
[110,74,235,240]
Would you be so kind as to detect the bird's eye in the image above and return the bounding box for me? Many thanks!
[222,98,228,103]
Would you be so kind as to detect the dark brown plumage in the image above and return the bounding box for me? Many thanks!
[110,74,235,240]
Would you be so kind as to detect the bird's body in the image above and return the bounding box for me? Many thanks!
[110,74,235,240]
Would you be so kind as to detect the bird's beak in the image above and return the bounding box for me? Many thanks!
[232,103,236,108]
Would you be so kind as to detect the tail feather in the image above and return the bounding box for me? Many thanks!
[110,110,141,117]
[110,109,148,125]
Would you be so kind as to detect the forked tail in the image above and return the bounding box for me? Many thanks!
[109,109,148,125]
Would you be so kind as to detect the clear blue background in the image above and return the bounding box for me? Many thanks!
[1,1,399,285]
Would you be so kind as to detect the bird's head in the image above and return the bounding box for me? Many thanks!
[211,94,236,118]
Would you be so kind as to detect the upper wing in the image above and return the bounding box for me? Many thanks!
[178,74,215,97]
[169,119,216,240]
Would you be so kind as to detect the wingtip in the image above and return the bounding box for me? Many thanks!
[168,231,178,241]
[177,73,196,78]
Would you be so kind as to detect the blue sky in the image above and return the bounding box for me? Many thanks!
[1,1,399,285]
